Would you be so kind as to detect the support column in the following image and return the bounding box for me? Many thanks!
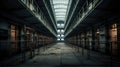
[92,28,95,50]
[77,34,80,52]
[105,24,110,54]
[20,26,26,62]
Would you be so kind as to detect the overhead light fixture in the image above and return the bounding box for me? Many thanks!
[55,9,67,12]
[61,24,64,27]
[54,5,67,9]
[56,13,66,15]
[56,18,65,21]
[56,15,65,17]
[57,24,60,26]
[57,29,60,32]
[61,34,64,37]
[61,38,64,41]
[61,30,64,32]
[57,38,60,41]
[57,34,60,37]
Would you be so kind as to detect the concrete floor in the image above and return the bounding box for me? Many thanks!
[11,42,119,67]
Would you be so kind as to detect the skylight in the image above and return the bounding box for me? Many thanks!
[54,5,67,9]
[52,0,69,4]
[50,0,71,41]
[51,0,69,21]
[56,13,66,16]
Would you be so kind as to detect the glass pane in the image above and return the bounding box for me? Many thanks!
[56,15,65,18]
[55,9,66,12]
[53,0,69,4]
[56,18,65,20]
[54,5,67,8]
[51,0,69,21]
[56,13,66,15]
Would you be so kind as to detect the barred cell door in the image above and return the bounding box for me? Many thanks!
[95,29,100,51]
[109,23,117,55]
[11,25,19,54]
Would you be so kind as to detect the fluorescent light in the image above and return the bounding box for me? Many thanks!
[56,13,66,15]
[56,17,65,20]
[57,38,60,41]
[57,34,60,37]
[61,30,64,32]
[61,34,64,37]
[61,38,64,41]
[57,29,60,32]
[57,24,60,26]
[55,9,67,12]
[56,15,65,17]
[53,0,69,4]
[61,24,64,27]
[54,5,67,9]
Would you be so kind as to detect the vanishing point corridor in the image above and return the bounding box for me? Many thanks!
[0,0,120,67]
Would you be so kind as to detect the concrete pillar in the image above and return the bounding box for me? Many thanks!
[92,28,95,50]
[20,26,26,62]
[105,24,111,54]
[8,23,11,56]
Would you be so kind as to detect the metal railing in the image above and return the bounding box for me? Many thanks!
[0,39,54,66]
[68,41,120,67]
[19,0,57,37]
[65,0,103,37]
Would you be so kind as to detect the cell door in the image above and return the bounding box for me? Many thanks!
[95,29,100,51]
[109,23,117,55]
[11,25,19,54]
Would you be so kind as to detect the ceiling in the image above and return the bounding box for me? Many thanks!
[0,0,119,39]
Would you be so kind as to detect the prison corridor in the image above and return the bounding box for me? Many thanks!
[9,42,116,67]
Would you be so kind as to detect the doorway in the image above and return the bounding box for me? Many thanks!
[109,23,117,55]
[11,25,20,54]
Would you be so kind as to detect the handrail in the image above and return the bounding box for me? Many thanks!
[65,0,103,37]
[43,0,57,33]
[64,0,79,33]
[19,0,57,37]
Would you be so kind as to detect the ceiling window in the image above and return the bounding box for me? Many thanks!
[51,0,70,21]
